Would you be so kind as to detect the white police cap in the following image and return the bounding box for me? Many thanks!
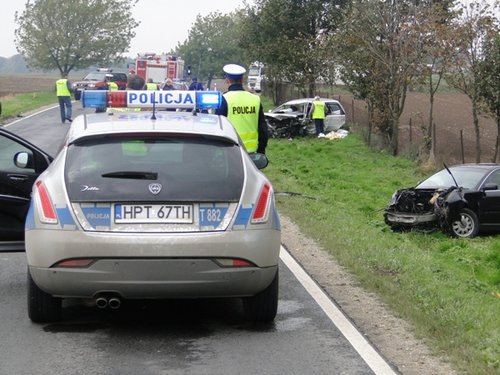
[223,64,246,79]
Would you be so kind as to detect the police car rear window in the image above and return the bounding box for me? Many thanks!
[64,135,244,202]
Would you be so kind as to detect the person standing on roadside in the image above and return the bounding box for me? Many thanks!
[309,96,327,138]
[55,74,72,124]
[189,77,204,91]
[161,78,175,90]
[106,74,118,91]
[216,64,268,154]
[144,78,158,90]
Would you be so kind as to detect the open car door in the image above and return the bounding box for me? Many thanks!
[0,128,52,252]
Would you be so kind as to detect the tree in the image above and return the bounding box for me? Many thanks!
[175,11,245,89]
[240,0,349,100]
[445,0,499,162]
[15,0,139,77]
[335,0,427,155]
[415,2,458,166]
[477,33,500,162]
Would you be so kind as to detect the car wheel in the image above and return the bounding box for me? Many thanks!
[243,269,279,322]
[74,90,81,101]
[27,269,62,323]
[450,208,479,238]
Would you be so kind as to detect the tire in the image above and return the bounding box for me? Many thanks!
[450,208,479,238]
[27,269,62,323]
[74,90,81,101]
[243,269,279,322]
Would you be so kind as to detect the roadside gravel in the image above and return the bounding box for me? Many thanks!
[280,215,458,375]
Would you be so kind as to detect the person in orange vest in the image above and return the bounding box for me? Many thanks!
[55,74,73,124]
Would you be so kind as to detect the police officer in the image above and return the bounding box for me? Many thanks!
[55,74,73,124]
[106,74,118,91]
[144,78,158,90]
[217,64,268,154]
[309,95,327,137]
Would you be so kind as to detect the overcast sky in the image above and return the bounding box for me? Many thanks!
[0,0,249,58]
[1,0,497,59]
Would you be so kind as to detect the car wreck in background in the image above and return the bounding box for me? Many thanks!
[264,98,346,138]
[384,164,500,238]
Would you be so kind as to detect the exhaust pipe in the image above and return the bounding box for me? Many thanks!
[95,297,108,309]
[108,297,121,310]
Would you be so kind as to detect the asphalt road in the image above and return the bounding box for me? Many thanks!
[0,103,395,375]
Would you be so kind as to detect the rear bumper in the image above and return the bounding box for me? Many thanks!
[29,260,278,299]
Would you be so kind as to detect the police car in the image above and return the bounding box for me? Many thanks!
[0,90,280,323]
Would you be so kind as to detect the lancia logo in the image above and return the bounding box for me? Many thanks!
[148,183,162,195]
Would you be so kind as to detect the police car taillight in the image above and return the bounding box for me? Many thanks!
[34,181,58,224]
[81,90,222,111]
[251,183,272,223]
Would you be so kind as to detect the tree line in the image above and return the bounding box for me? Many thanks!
[14,0,499,163]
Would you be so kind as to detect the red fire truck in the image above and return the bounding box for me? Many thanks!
[135,53,185,84]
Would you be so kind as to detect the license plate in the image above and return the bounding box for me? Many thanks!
[114,204,193,223]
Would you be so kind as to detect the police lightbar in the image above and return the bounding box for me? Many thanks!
[81,90,222,111]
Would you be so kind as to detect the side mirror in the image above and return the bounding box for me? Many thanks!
[250,153,269,169]
[483,182,498,191]
[13,151,34,169]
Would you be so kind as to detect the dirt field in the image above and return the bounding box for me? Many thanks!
[0,74,60,97]
[338,91,498,165]
[1,74,497,165]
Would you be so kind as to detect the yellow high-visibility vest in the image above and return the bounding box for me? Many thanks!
[107,81,118,91]
[224,91,260,152]
[56,78,71,96]
[146,83,157,90]
[312,100,326,119]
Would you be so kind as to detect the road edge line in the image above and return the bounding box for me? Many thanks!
[3,104,60,128]
[280,246,398,375]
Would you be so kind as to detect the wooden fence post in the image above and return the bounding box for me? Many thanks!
[460,130,465,163]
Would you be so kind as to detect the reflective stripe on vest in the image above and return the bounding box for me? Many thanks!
[146,83,157,90]
[108,81,118,91]
[56,79,71,96]
[224,91,260,152]
[312,100,326,119]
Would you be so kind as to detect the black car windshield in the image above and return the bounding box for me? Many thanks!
[64,135,244,202]
[416,167,486,189]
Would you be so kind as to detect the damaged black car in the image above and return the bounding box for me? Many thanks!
[384,164,500,238]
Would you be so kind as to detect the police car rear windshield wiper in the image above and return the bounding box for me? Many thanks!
[101,171,158,180]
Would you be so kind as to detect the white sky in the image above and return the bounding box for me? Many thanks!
[0,0,249,58]
[1,0,497,59]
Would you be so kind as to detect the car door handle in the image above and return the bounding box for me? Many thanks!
[7,174,30,182]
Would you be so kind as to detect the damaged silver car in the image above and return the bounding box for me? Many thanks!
[264,98,346,138]
[384,164,500,238]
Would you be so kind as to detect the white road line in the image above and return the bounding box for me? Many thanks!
[280,246,397,375]
[3,105,59,127]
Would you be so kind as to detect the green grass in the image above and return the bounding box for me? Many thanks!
[265,136,500,375]
[0,91,57,119]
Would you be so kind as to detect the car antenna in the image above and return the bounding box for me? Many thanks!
[151,95,157,120]
[443,163,459,187]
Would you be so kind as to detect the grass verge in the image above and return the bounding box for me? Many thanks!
[0,91,57,120]
[265,135,500,375]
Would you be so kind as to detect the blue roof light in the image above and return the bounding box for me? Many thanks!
[196,91,222,110]
[81,90,107,108]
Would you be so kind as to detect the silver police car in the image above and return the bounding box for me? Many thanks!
[0,90,281,323]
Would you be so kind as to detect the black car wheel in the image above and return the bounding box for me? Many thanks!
[74,90,81,101]
[450,208,479,238]
[243,269,279,322]
[27,269,62,323]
